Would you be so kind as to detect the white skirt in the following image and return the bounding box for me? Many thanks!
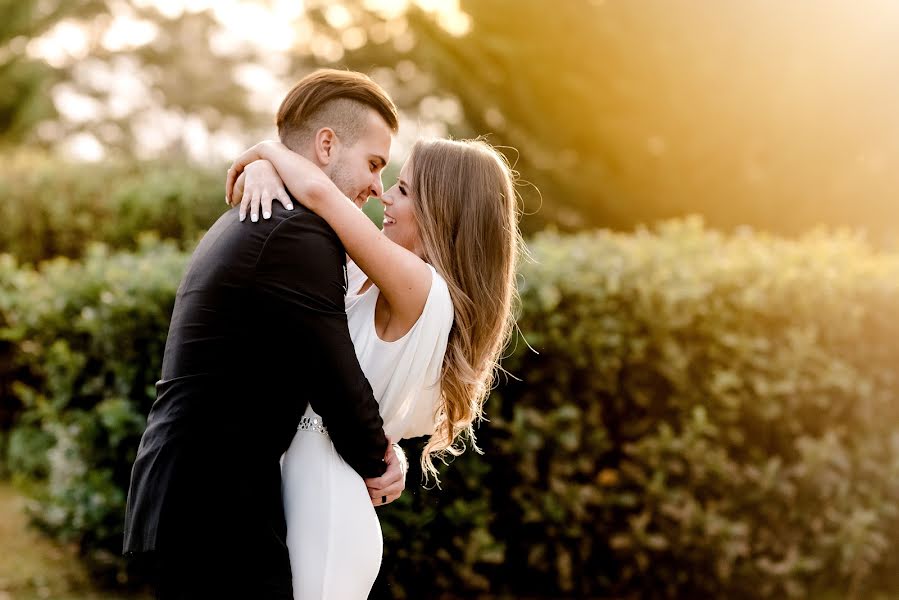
[281,407,383,599]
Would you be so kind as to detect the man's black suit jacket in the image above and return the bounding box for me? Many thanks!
[123,204,388,558]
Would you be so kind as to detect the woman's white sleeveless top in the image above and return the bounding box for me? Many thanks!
[280,260,454,598]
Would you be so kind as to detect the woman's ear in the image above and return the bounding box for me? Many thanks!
[313,127,338,166]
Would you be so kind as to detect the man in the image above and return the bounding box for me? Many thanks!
[123,69,405,598]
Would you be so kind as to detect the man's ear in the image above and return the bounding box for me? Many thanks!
[313,127,338,166]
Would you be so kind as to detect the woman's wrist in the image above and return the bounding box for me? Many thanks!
[244,158,273,177]
[253,141,274,162]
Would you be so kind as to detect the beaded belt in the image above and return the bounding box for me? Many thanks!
[297,416,328,435]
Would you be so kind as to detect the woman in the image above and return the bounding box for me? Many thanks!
[225,137,521,598]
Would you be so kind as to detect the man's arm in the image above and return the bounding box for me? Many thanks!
[254,209,387,478]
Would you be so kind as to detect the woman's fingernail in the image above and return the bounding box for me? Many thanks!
[251,213,258,222]
[263,211,271,219]
[286,204,294,210]
[239,213,246,222]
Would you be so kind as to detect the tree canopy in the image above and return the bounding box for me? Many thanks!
[3,0,898,242]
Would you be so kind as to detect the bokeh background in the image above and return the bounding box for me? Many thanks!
[1,1,899,598]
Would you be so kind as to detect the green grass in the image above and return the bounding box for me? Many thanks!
[0,482,149,600]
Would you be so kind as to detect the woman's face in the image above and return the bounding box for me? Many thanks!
[381,159,424,257]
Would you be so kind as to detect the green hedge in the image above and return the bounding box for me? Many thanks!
[481,220,899,598]
[0,153,226,265]
[0,237,188,580]
[3,220,899,597]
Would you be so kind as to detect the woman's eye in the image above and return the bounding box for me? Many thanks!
[370,162,378,172]
[399,185,407,196]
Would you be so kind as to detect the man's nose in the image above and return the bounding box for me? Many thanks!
[370,176,383,199]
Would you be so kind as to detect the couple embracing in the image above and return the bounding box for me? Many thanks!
[123,69,522,598]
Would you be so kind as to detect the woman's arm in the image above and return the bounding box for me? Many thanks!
[226,141,432,331]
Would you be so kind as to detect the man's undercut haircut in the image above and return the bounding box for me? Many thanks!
[277,69,399,152]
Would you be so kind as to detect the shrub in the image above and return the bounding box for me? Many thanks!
[3,219,899,598]
[0,152,226,265]
[1,237,188,580]
[476,219,899,598]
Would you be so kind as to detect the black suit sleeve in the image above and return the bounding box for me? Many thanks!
[254,210,387,478]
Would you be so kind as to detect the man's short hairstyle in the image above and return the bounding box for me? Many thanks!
[276,69,399,151]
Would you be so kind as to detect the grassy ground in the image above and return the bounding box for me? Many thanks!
[0,482,148,600]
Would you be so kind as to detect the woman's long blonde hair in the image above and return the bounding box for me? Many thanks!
[408,138,522,484]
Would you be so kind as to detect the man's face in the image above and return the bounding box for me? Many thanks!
[327,109,392,208]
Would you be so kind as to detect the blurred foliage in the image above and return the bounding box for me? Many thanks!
[484,221,899,598]
[0,239,188,583]
[0,0,105,144]
[332,0,899,242]
[0,153,226,265]
[0,0,268,157]
[4,0,898,242]
[3,221,899,597]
